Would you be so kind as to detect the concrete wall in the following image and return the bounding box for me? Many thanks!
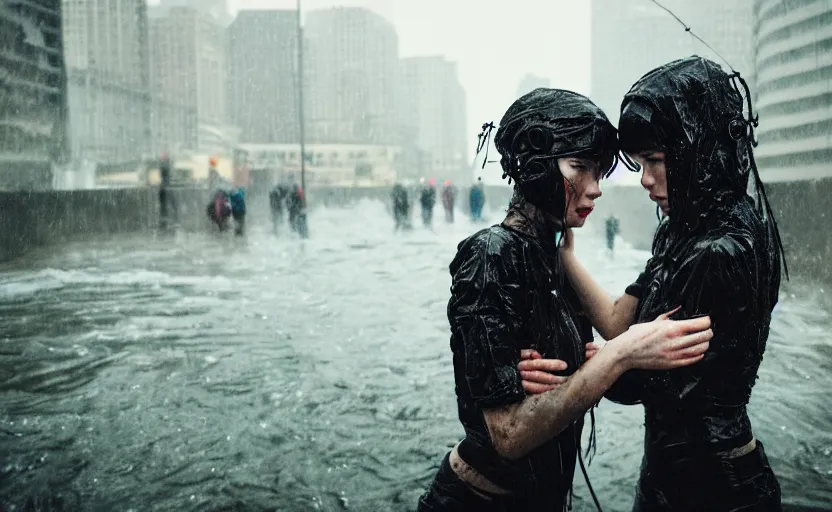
[590,180,832,285]
[1,181,830,286]
[0,187,209,262]
[765,179,832,285]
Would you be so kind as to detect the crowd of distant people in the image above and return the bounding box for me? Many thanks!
[206,187,246,235]
[154,154,309,239]
[391,177,488,231]
[201,157,308,238]
[154,152,486,238]
[268,178,308,238]
[202,157,248,236]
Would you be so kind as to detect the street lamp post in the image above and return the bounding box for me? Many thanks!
[296,0,307,199]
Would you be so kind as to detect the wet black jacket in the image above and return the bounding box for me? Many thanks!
[612,57,782,459]
[160,160,171,187]
[391,185,408,212]
[286,185,304,214]
[420,187,436,209]
[448,224,593,508]
[270,185,289,212]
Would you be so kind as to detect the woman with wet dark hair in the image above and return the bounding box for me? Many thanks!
[416,88,714,511]
[524,57,786,510]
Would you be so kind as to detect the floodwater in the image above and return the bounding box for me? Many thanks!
[1,200,830,511]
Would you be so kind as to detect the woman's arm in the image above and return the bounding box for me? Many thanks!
[484,314,711,460]
[561,229,639,340]
[519,344,651,405]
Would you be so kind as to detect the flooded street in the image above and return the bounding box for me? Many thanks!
[1,201,830,511]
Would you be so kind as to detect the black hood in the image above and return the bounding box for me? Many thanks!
[619,56,755,233]
[620,55,787,276]
[490,88,619,217]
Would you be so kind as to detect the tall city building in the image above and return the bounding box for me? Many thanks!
[148,6,229,156]
[754,0,832,181]
[157,0,232,26]
[591,0,754,125]
[62,0,150,169]
[304,7,399,145]
[228,10,299,144]
[517,73,551,97]
[399,56,468,182]
[0,0,67,189]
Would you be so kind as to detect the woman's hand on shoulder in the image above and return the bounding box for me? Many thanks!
[608,308,713,371]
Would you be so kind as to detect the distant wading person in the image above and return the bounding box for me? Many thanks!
[229,188,246,236]
[391,183,411,231]
[269,183,289,233]
[420,178,437,227]
[206,189,231,231]
[469,178,485,221]
[605,214,619,253]
[287,181,308,238]
[158,153,176,228]
[442,180,456,223]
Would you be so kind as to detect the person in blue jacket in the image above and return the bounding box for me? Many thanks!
[469,177,486,221]
[229,187,246,236]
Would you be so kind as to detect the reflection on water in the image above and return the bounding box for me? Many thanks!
[0,201,830,511]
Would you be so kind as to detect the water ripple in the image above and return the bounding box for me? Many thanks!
[0,201,829,510]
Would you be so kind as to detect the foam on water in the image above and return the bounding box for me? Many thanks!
[0,199,829,511]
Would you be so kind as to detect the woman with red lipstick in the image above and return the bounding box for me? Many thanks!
[417,88,714,512]
[522,57,787,511]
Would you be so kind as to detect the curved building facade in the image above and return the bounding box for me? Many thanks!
[754,0,832,181]
[0,0,67,190]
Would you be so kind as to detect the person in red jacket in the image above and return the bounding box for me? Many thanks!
[286,179,308,238]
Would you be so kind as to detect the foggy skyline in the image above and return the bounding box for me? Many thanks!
[149,0,594,173]
[146,0,774,185]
